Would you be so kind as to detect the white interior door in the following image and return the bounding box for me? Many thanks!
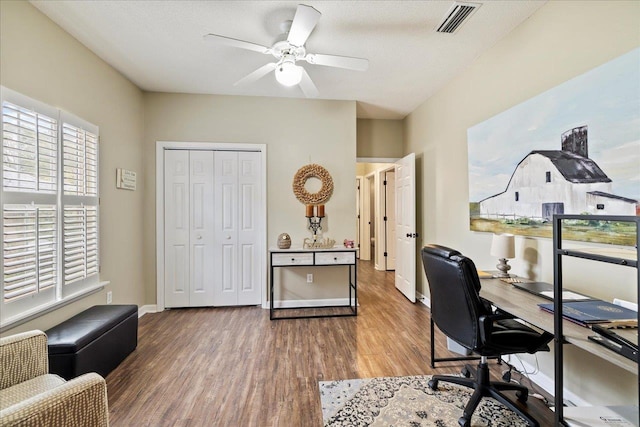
[189,151,215,306]
[164,150,190,308]
[237,152,262,305]
[385,169,396,271]
[360,175,372,261]
[355,177,361,259]
[164,150,215,308]
[395,153,416,302]
[213,151,261,306]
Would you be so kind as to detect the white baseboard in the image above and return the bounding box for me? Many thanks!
[272,298,358,309]
[138,304,158,318]
[417,291,431,308]
[507,356,590,407]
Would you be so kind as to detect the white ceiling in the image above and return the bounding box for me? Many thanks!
[30,1,546,119]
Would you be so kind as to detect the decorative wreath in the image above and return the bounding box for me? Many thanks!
[292,164,334,205]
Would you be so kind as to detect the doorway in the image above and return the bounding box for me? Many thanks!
[356,162,397,270]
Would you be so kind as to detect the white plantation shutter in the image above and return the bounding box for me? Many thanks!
[2,205,57,301]
[61,112,99,294]
[62,123,98,197]
[1,87,101,322]
[63,206,98,285]
[2,102,57,192]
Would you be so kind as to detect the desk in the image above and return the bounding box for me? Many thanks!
[269,247,357,320]
[479,278,637,374]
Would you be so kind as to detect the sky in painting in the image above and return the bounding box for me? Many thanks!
[468,48,640,203]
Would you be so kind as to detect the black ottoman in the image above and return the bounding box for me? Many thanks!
[46,304,138,380]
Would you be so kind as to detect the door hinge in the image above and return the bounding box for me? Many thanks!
[383,216,387,221]
[383,180,387,185]
[384,251,388,257]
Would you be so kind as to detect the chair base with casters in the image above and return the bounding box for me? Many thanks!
[428,356,538,427]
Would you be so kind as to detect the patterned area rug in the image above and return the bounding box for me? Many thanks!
[319,375,528,427]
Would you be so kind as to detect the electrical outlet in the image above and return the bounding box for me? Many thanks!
[106,291,113,304]
[307,274,313,283]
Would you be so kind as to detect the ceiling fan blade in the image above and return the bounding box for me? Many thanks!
[287,4,321,47]
[299,68,319,98]
[234,63,277,87]
[203,33,270,54]
[304,53,369,72]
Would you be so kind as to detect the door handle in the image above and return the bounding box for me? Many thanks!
[406,233,419,238]
[196,235,202,240]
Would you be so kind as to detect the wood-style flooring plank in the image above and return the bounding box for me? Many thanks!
[106,261,554,426]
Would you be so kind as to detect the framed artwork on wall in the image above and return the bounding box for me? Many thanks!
[468,48,640,245]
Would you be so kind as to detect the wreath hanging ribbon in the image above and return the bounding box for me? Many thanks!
[292,164,334,205]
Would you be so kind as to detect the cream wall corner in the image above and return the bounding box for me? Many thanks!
[143,93,356,303]
[404,0,640,406]
[0,1,146,335]
[357,119,404,159]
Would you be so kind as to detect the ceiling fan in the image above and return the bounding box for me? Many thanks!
[203,4,369,98]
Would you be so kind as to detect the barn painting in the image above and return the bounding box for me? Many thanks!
[468,48,639,244]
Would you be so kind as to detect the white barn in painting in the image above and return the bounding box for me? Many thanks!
[479,127,638,220]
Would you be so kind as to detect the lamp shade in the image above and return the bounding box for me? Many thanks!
[490,233,515,259]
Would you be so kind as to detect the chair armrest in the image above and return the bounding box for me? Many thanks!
[0,331,48,390]
[478,312,515,342]
[0,373,109,427]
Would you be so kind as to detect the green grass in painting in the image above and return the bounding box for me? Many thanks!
[470,216,637,246]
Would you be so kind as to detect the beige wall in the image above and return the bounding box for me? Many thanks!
[357,119,403,158]
[405,0,640,406]
[0,1,145,335]
[143,93,356,302]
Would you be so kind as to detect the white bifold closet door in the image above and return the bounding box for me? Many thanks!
[164,150,261,308]
[213,151,261,306]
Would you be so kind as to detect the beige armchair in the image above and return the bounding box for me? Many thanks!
[0,330,109,427]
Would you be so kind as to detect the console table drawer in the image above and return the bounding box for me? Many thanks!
[272,253,314,266]
[315,251,356,265]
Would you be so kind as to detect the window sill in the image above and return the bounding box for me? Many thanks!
[0,281,109,333]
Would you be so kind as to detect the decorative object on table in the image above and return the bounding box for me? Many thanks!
[490,233,515,278]
[277,233,291,249]
[292,164,334,205]
[319,375,527,427]
[305,203,326,242]
[303,237,335,249]
[343,239,354,248]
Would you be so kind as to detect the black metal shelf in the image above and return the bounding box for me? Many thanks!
[553,214,639,426]
[555,249,637,268]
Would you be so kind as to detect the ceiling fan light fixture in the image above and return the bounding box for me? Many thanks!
[275,59,303,86]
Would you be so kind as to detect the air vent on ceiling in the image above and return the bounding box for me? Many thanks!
[436,2,480,34]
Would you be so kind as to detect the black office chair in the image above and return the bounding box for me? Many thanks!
[421,244,553,427]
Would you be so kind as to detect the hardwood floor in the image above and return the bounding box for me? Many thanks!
[106,261,554,426]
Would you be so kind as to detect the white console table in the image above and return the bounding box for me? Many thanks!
[269,247,357,320]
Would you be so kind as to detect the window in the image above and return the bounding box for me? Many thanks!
[1,87,101,324]
[545,171,551,183]
[515,191,519,202]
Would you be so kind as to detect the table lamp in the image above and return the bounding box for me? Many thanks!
[490,233,515,278]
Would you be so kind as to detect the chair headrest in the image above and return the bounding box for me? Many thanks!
[422,244,461,260]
